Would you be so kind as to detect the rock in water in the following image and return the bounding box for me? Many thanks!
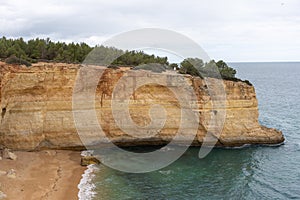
[81,156,100,166]
[80,150,100,166]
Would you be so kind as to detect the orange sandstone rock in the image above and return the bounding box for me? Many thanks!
[0,62,284,150]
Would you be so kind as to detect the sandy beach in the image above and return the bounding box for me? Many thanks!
[0,150,86,200]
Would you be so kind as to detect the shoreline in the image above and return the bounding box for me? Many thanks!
[0,143,286,199]
[0,150,86,200]
[78,164,100,200]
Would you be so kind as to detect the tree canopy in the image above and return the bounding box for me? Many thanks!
[179,58,236,79]
[0,37,169,66]
[0,37,250,84]
[0,37,93,64]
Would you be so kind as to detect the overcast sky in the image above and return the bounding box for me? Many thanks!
[0,0,299,62]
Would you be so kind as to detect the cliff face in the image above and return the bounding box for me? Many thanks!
[0,62,284,150]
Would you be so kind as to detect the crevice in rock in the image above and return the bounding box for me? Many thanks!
[34,139,54,150]
[100,92,104,107]
[1,107,6,123]
[217,139,225,146]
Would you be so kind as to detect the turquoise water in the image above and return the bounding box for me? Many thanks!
[90,62,300,200]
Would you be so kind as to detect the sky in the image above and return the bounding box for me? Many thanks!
[0,0,299,62]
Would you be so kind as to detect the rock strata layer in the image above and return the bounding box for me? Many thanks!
[0,62,284,150]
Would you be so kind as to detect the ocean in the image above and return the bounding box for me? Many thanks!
[79,62,300,200]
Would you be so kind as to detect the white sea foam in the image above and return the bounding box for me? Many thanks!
[158,170,173,175]
[222,144,252,149]
[221,142,285,149]
[160,146,175,152]
[262,142,285,147]
[81,150,94,157]
[78,164,99,200]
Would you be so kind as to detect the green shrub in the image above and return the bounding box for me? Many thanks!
[243,79,253,86]
[179,58,252,85]
[5,55,31,67]
[107,65,120,69]
[133,63,166,73]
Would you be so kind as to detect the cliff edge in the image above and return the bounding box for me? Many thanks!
[0,62,284,150]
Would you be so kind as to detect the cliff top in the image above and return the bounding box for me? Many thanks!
[0,62,252,86]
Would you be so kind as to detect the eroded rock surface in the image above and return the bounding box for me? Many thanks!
[0,62,284,150]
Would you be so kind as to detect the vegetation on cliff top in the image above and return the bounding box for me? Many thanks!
[0,37,251,85]
[0,37,92,64]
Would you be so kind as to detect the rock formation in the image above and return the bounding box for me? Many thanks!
[0,62,284,150]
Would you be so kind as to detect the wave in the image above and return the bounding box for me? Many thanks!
[81,150,94,157]
[158,170,173,175]
[78,164,99,200]
[160,146,175,152]
[221,142,285,149]
[222,144,252,149]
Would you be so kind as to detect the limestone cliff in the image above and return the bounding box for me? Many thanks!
[0,62,284,150]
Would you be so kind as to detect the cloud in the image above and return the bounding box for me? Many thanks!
[0,0,299,61]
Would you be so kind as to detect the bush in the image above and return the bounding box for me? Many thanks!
[107,65,120,69]
[5,55,31,67]
[178,58,252,85]
[243,79,253,86]
[179,64,202,77]
[133,63,166,73]
[221,76,253,86]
